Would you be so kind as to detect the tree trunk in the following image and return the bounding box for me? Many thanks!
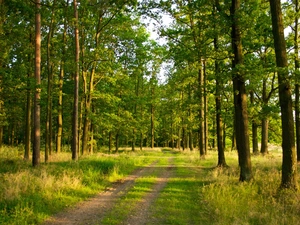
[216,81,227,167]
[25,34,33,160]
[250,91,259,155]
[198,65,205,158]
[214,33,227,166]
[32,0,41,167]
[261,118,269,154]
[182,124,186,151]
[294,0,300,162]
[140,132,143,150]
[151,104,154,149]
[231,0,252,181]
[115,132,119,152]
[90,123,94,154]
[71,0,79,161]
[56,4,67,153]
[269,0,298,189]
[252,121,259,154]
[189,131,193,151]
[45,0,56,162]
[204,60,208,155]
[109,131,112,153]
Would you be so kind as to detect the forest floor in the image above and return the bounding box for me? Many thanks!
[39,148,300,225]
[42,157,175,225]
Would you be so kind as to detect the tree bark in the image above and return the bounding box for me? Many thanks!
[231,0,252,181]
[71,0,79,161]
[261,78,269,154]
[294,0,300,162]
[45,0,56,162]
[204,60,208,154]
[33,0,41,167]
[261,118,269,154]
[56,2,68,153]
[214,33,227,167]
[198,64,205,158]
[269,0,298,189]
[109,131,112,153]
[25,32,33,160]
[250,91,259,155]
[151,102,155,149]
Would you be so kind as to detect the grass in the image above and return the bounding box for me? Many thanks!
[149,150,300,225]
[1,146,300,225]
[100,156,170,225]
[0,146,156,225]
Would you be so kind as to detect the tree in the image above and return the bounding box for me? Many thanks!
[45,0,58,162]
[292,0,300,162]
[231,0,252,181]
[71,0,79,161]
[33,0,41,167]
[269,0,298,189]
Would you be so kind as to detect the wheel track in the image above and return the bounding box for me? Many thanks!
[42,160,160,225]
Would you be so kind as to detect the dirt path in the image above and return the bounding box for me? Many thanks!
[42,158,174,225]
[122,157,174,225]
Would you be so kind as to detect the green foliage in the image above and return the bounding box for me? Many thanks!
[0,146,149,225]
[1,148,300,224]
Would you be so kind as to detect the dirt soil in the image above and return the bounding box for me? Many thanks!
[42,157,174,225]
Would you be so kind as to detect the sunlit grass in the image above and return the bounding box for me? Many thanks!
[100,160,165,225]
[1,146,300,225]
[150,148,300,225]
[0,146,157,225]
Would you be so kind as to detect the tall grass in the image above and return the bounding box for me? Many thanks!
[1,146,300,225]
[0,146,154,225]
[151,149,300,225]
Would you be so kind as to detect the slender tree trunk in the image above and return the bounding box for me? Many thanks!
[177,128,180,149]
[198,65,205,158]
[25,71,32,160]
[33,0,41,167]
[250,91,259,155]
[109,131,112,153]
[204,60,208,154]
[223,123,226,150]
[45,0,56,162]
[90,123,94,154]
[294,0,300,162]
[71,0,79,161]
[260,79,269,154]
[231,0,252,181]
[25,33,33,160]
[252,122,259,154]
[140,132,143,150]
[269,0,298,189]
[56,5,67,153]
[151,104,154,149]
[115,131,119,152]
[261,118,269,154]
[132,128,136,151]
[214,34,227,167]
[182,123,186,151]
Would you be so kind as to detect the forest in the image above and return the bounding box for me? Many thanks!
[0,0,300,223]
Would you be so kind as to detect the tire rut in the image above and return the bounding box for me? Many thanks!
[122,157,174,225]
[42,161,159,225]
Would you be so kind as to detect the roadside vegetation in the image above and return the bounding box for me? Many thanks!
[0,146,300,225]
[0,146,156,224]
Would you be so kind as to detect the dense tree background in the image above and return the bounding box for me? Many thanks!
[0,0,298,188]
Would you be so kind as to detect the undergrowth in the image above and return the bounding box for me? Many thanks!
[1,146,300,225]
[0,146,154,225]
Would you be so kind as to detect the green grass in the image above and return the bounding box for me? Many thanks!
[0,146,157,225]
[100,156,169,225]
[149,150,300,225]
[1,146,300,225]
